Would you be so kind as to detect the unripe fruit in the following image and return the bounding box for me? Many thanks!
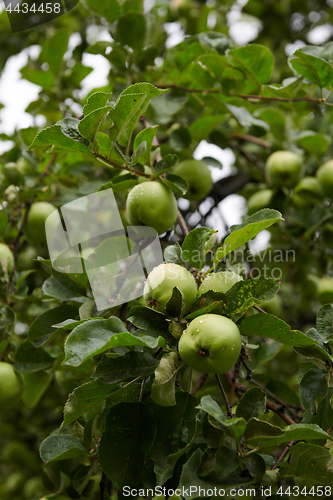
[318,277,333,304]
[266,150,302,188]
[23,202,56,246]
[178,314,242,374]
[143,263,197,315]
[198,271,243,296]
[126,182,178,235]
[0,243,14,273]
[292,176,322,208]
[172,159,212,201]
[247,189,274,215]
[0,362,23,411]
[316,160,333,198]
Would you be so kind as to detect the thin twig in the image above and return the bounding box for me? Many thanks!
[215,374,233,418]
[191,372,208,395]
[155,84,328,104]
[177,209,190,236]
[272,440,299,469]
[230,133,272,149]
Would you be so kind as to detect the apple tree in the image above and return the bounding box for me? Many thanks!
[1,1,333,499]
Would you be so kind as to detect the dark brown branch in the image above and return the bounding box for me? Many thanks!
[272,440,299,469]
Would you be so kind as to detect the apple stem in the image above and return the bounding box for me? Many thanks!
[215,374,233,418]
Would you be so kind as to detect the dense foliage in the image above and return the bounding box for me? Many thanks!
[1,1,333,499]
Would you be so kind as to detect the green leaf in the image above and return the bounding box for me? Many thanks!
[227,44,275,87]
[128,306,174,344]
[280,443,333,485]
[300,368,328,414]
[223,276,280,318]
[296,131,330,157]
[108,84,165,148]
[115,12,146,52]
[189,115,226,142]
[58,117,90,145]
[151,352,180,407]
[179,449,251,496]
[240,314,333,361]
[150,392,198,470]
[85,0,120,22]
[63,317,158,367]
[133,125,158,166]
[92,351,159,384]
[14,341,54,373]
[165,287,185,318]
[20,67,55,90]
[185,290,227,320]
[215,446,241,479]
[83,92,110,116]
[152,154,179,177]
[40,435,89,462]
[61,379,139,428]
[245,420,332,449]
[182,227,217,269]
[22,371,52,409]
[39,30,70,74]
[130,140,146,165]
[42,272,86,302]
[27,124,90,154]
[78,106,112,142]
[290,50,333,89]
[28,305,78,347]
[98,402,156,486]
[226,103,269,133]
[164,242,184,266]
[161,173,188,195]
[236,388,266,421]
[197,395,225,423]
[316,304,333,340]
[215,209,283,262]
[302,388,333,432]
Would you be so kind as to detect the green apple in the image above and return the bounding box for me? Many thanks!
[266,150,302,188]
[316,160,333,198]
[318,277,333,304]
[292,176,322,208]
[0,362,23,411]
[23,201,56,246]
[247,189,274,215]
[0,243,14,273]
[126,181,178,235]
[172,159,212,201]
[198,271,243,296]
[143,262,197,315]
[178,314,242,374]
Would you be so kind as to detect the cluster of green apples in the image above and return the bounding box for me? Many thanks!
[143,263,243,374]
[126,159,212,235]
[246,150,330,214]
